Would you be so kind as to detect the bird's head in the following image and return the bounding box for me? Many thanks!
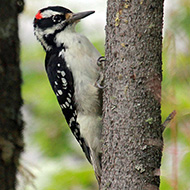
[33,6,95,51]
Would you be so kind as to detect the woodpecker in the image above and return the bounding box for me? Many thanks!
[33,6,102,182]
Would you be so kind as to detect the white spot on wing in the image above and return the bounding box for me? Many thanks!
[73,128,79,136]
[58,90,63,95]
[69,116,75,126]
[59,50,65,57]
[65,102,69,107]
[61,104,66,109]
[61,78,67,84]
[74,110,77,117]
[67,97,71,103]
[61,71,66,77]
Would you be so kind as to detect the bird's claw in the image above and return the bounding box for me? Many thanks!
[95,56,106,89]
[97,56,106,67]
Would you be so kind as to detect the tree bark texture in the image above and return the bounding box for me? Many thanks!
[101,0,164,189]
[0,0,24,189]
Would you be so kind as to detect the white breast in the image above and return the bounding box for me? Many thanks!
[55,27,102,172]
[55,27,101,114]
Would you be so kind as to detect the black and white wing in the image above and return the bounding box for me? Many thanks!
[45,52,91,163]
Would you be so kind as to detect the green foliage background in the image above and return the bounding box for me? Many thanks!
[20,0,190,189]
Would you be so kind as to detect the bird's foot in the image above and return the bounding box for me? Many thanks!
[95,56,106,89]
[97,56,106,68]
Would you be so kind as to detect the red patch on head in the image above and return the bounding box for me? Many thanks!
[35,11,43,20]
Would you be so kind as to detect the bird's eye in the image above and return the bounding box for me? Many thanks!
[52,15,62,23]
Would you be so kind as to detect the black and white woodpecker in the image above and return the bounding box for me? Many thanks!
[33,6,102,182]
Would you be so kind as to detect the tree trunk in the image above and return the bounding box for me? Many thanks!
[101,0,164,189]
[0,0,24,189]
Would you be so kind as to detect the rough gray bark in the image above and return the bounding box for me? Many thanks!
[0,0,24,189]
[101,0,164,189]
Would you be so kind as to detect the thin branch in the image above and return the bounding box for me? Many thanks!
[162,110,177,132]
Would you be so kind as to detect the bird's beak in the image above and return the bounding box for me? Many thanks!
[67,10,95,23]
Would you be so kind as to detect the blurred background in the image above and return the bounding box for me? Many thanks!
[18,0,190,189]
